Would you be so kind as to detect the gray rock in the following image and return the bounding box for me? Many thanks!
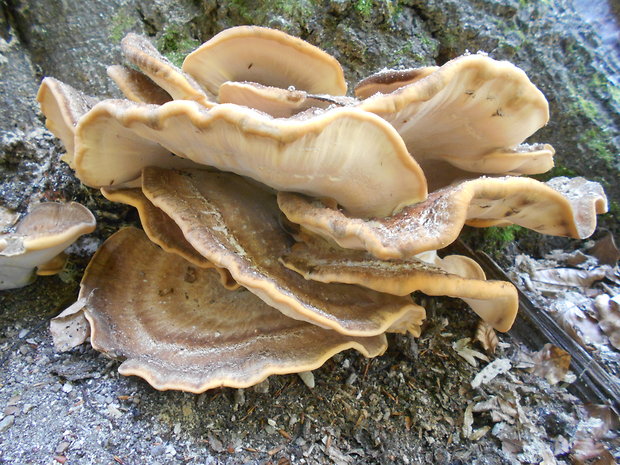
[0,415,15,432]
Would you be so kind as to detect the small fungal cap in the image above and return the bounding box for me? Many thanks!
[0,202,96,290]
[107,65,172,105]
[121,33,214,107]
[36,77,98,167]
[354,66,439,99]
[218,81,355,118]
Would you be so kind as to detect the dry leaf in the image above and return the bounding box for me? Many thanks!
[452,338,489,367]
[545,249,590,266]
[571,438,614,463]
[549,298,606,348]
[588,233,620,266]
[532,267,607,290]
[475,321,499,354]
[471,359,512,389]
[49,298,90,352]
[528,344,571,385]
[594,294,620,349]
[571,404,620,465]
[583,403,620,440]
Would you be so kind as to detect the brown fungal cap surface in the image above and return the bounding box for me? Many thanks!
[68,227,387,392]
[281,239,518,332]
[36,77,98,167]
[358,54,550,173]
[278,176,608,260]
[141,167,425,336]
[0,202,96,290]
[106,65,172,105]
[354,66,439,99]
[183,26,347,97]
[101,187,237,290]
[79,100,426,216]
[121,33,214,107]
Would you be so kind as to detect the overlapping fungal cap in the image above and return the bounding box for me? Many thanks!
[141,167,426,336]
[278,176,608,260]
[72,100,205,188]
[106,65,172,105]
[76,100,427,216]
[51,227,387,392]
[36,78,98,167]
[218,81,356,118]
[358,54,553,177]
[280,237,518,332]
[354,66,439,99]
[100,187,238,290]
[183,26,348,97]
[0,202,95,290]
[120,33,214,107]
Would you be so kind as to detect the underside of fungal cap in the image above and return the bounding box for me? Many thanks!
[358,54,551,175]
[58,227,387,393]
[354,66,439,99]
[183,26,347,98]
[141,167,426,337]
[0,202,96,290]
[74,100,205,188]
[107,65,172,105]
[121,33,215,107]
[81,99,426,217]
[101,186,238,290]
[280,238,518,332]
[277,176,608,260]
[36,77,98,167]
[218,81,356,118]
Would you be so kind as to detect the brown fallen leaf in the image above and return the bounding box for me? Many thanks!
[594,294,620,350]
[528,344,571,385]
[571,403,619,465]
[532,267,607,290]
[475,321,499,354]
[588,233,620,266]
[550,298,607,348]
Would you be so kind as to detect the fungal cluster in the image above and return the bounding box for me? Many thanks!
[38,26,608,392]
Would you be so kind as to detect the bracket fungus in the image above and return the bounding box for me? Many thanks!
[75,100,427,217]
[52,227,387,392]
[0,202,95,290]
[182,26,348,97]
[37,26,609,392]
[280,238,518,332]
[357,54,554,184]
[278,176,608,260]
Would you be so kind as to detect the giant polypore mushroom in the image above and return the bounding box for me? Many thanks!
[100,186,238,290]
[36,77,98,167]
[35,27,609,393]
[0,202,95,290]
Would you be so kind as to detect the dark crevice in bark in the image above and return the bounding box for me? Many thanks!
[2,0,31,49]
